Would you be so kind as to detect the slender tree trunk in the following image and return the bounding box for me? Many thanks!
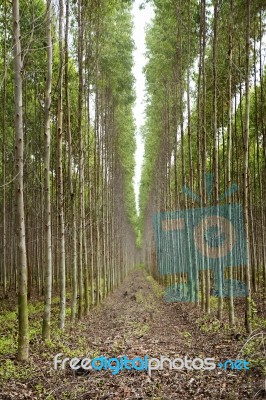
[211,0,223,320]
[201,0,211,315]
[42,0,53,340]
[2,0,7,296]
[65,0,78,322]
[227,0,234,325]
[244,0,251,334]
[57,0,66,330]
[13,0,29,361]
[77,0,84,319]
[259,11,266,289]
[197,0,204,310]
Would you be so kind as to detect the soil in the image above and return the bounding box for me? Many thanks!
[0,269,265,400]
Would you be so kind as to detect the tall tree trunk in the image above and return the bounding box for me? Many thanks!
[197,0,204,310]
[202,0,210,315]
[212,0,223,320]
[42,0,53,340]
[244,0,252,334]
[2,0,7,296]
[65,0,78,322]
[58,0,66,330]
[13,0,29,361]
[78,0,85,319]
[227,0,234,326]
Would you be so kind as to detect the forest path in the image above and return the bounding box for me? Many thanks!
[1,269,262,399]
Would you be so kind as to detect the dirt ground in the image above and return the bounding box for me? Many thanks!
[0,269,265,399]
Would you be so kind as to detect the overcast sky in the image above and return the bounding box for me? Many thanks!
[132,1,154,213]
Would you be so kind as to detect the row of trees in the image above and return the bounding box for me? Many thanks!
[139,0,266,331]
[0,0,138,360]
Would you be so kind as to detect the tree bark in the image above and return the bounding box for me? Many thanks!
[42,0,53,340]
[244,0,252,334]
[13,0,29,361]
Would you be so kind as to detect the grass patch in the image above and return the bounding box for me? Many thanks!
[129,321,149,337]
[0,336,17,356]
[146,275,164,298]
[0,359,33,381]
[196,314,222,334]
[0,311,17,324]
[240,330,266,375]
[136,290,145,304]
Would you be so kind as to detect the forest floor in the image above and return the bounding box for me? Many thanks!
[0,268,266,400]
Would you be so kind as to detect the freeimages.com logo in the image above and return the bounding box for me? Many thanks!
[153,173,248,302]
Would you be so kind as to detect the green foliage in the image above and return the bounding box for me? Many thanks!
[139,1,266,243]
[0,359,33,381]
[0,336,16,356]
[182,330,192,346]
[146,275,164,298]
[241,331,266,374]
[197,315,224,334]
[0,311,17,324]
[129,321,149,337]
[139,0,199,236]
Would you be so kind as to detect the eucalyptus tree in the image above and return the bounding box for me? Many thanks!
[64,0,78,322]
[57,0,66,330]
[12,0,29,361]
[140,0,266,331]
[42,0,53,340]
[243,0,251,333]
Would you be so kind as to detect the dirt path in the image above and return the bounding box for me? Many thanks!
[1,269,264,399]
